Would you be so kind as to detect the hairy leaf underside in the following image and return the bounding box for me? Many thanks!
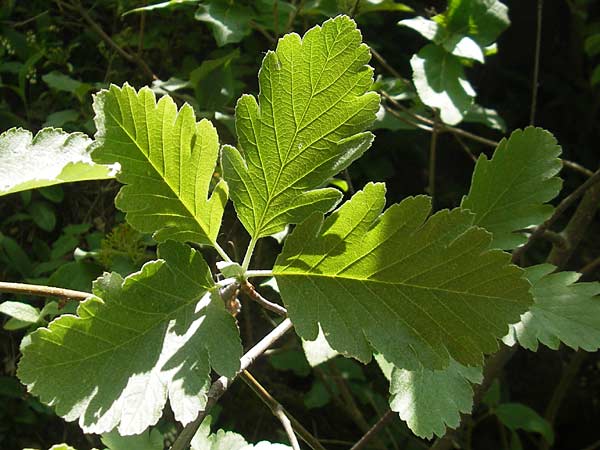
[18,241,242,435]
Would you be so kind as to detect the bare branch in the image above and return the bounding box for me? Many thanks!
[170,318,294,450]
[350,409,396,450]
[0,281,90,302]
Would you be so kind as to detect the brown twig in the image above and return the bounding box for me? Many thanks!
[546,177,600,268]
[0,281,90,302]
[530,0,544,126]
[563,159,594,177]
[350,409,396,450]
[428,109,440,203]
[512,167,600,263]
[241,370,325,450]
[370,46,409,83]
[539,350,588,450]
[171,318,294,450]
[68,1,156,80]
[241,281,287,316]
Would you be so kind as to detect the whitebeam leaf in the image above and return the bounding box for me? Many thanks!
[91,84,228,248]
[376,355,482,439]
[222,15,380,240]
[0,127,116,196]
[17,241,242,435]
[504,264,600,351]
[274,182,532,370]
[462,127,562,250]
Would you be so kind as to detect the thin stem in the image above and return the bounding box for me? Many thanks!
[273,404,301,450]
[242,237,258,271]
[213,241,233,263]
[563,159,594,177]
[428,109,440,204]
[512,167,600,263]
[241,371,324,450]
[539,350,587,450]
[370,46,409,83]
[171,319,294,450]
[343,168,356,195]
[0,281,90,302]
[245,270,274,278]
[530,0,543,126]
[350,409,396,450]
[137,0,146,56]
[241,281,287,316]
[69,1,156,80]
[350,0,361,17]
[273,0,279,40]
[382,104,433,132]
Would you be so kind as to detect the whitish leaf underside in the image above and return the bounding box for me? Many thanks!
[504,264,600,351]
[18,241,241,435]
[274,182,532,370]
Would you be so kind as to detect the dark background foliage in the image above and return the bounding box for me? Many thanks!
[0,1,599,449]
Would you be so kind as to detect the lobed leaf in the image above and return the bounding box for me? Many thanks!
[462,127,562,250]
[222,15,380,240]
[0,127,116,197]
[91,84,228,248]
[274,182,532,370]
[17,241,242,435]
[504,264,600,351]
[377,355,483,439]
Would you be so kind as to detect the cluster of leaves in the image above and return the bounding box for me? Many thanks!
[1,1,600,449]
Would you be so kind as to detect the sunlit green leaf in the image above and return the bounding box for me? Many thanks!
[195,1,252,46]
[411,44,475,125]
[0,301,40,324]
[504,264,600,351]
[91,84,228,248]
[274,182,531,370]
[462,127,562,250]
[18,241,242,435]
[101,428,164,450]
[0,128,116,197]
[222,15,379,240]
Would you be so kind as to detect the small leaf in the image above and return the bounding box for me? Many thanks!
[399,17,441,41]
[91,84,228,248]
[411,44,475,125]
[385,357,483,438]
[504,264,600,351]
[18,241,242,435]
[101,428,164,450]
[222,15,379,240]
[496,403,554,444]
[0,301,40,324]
[274,182,532,370]
[195,1,253,46]
[442,35,484,62]
[0,128,116,197]
[463,103,506,132]
[27,200,56,231]
[443,0,510,47]
[462,127,563,250]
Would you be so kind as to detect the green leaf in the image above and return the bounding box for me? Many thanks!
[496,403,554,444]
[443,0,510,47]
[273,182,532,370]
[191,415,292,450]
[399,17,441,41]
[28,200,56,231]
[0,128,116,197]
[385,357,483,438]
[302,325,339,366]
[0,301,40,324]
[504,264,600,351]
[222,15,379,240]
[91,84,228,249]
[461,127,563,250]
[411,44,475,125]
[195,1,253,47]
[43,109,80,128]
[18,241,242,435]
[463,103,506,132]
[101,428,164,450]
